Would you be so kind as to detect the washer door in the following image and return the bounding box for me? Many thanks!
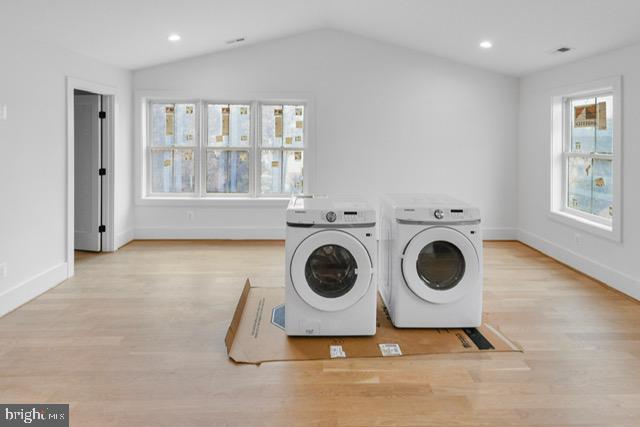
[401,227,479,304]
[290,230,373,312]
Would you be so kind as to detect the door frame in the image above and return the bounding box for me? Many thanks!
[66,77,116,278]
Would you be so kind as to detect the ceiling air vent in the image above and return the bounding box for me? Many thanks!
[226,37,246,45]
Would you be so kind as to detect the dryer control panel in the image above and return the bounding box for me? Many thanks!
[396,207,481,223]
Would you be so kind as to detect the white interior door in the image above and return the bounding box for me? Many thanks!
[74,92,102,252]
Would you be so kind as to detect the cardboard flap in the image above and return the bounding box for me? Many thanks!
[224,279,252,353]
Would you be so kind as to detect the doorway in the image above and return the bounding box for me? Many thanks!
[74,89,103,252]
[66,77,117,278]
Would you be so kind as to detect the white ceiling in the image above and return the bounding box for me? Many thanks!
[3,0,640,75]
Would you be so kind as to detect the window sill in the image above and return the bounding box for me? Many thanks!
[136,196,291,208]
[548,209,620,242]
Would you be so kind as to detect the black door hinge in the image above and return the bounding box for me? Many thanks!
[98,111,106,119]
[98,168,106,176]
[98,225,106,233]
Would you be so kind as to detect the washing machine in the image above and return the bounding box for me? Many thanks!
[285,195,377,336]
[379,194,482,328]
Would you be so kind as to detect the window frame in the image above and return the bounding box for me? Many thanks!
[202,100,256,199]
[146,99,201,198]
[549,76,622,242]
[140,97,310,203]
[256,102,307,197]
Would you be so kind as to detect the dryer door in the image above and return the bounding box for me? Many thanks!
[401,226,479,304]
[290,229,373,312]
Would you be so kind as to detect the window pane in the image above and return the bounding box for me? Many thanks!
[261,105,282,148]
[261,150,283,193]
[206,150,250,193]
[229,105,251,147]
[174,104,196,146]
[208,104,228,146]
[283,150,304,194]
[151,150,174,193]
[592,159,613,219]
[151,103,175,147]
[567,156,592,214]
[173,149,195,192]
[283,105,304,148]
[595,95,613,154]
[570,97,596,153]
[151,149,194,193]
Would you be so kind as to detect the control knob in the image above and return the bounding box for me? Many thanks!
[326,211,337,222]
[434,209,445,220]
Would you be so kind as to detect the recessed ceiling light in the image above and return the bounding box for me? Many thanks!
[479,40,493,49]
[168,34,181,42]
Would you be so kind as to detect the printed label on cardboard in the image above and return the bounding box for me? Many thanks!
[240,106,248,115]
[186,105,194,114]
[295,107,303,116]
[294,151,302,161]
[330,345,346,358]
[271,160,280,168]
[163,159,172,167]
[216,135,224,143]
[378,343,402,357]
[295,120,303,129]
[285,137,293,145]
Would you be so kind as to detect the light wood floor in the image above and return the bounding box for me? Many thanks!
[1,241,640,426]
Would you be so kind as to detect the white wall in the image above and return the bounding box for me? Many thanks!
[133,29,519,239]
[518,42,640,299]
[0,36,134,316]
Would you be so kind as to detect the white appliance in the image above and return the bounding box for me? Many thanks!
[379,194,483,327]
[285,195,377,336]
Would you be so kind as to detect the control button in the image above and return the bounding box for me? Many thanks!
[326,211,337,222]
[434,209,444,220]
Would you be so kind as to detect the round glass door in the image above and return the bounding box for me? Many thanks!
[416,241,466,291]
[401,227,479,304]
[305,245,358,298]
[290,229,373,312]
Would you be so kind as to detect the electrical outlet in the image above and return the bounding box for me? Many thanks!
[0,263,7,278]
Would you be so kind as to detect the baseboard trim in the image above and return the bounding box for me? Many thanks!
[0,263,68,318]
[518,229,640,301]
[115,228,135,249]
[483,228,518,240]
[134,226,286,240]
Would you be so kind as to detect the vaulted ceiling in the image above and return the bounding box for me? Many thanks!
[2,0,640,75]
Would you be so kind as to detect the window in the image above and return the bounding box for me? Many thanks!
[149,103,197,194]
[550,77,621,241]
[566,95,613,219]
[145,100,306,199]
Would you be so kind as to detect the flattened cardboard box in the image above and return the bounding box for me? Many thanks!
[226,280,521,364]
